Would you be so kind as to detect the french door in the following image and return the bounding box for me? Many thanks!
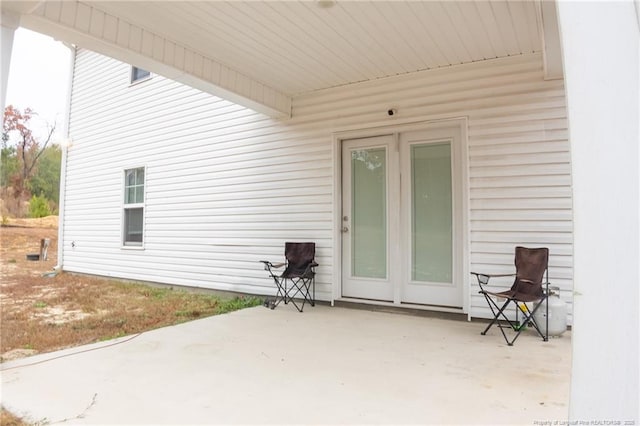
[341,127,463,308]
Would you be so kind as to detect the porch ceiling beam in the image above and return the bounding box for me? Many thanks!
[539,0,563,80]
[17,1,292,118]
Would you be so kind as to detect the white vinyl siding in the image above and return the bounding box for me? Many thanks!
[64,48,572,321]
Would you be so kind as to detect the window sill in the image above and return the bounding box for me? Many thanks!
[121,244,144,251]
[129,75,152,86]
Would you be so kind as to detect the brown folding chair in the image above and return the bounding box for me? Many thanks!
[471,246,549,345]
[260,242,317,312]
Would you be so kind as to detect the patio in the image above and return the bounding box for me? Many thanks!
[0,304,571,425]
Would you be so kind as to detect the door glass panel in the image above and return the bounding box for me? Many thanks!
[411,143,452,283]
[351,148,387,279]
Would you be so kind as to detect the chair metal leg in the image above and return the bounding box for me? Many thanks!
[500,296,549,345]
[480,294,513,335]
[519,295,549,342]
[480,292,544,346]
[284,276,315,312]
[311,277,315,307]
[267,275,287,310]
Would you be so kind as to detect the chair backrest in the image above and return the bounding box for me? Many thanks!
[512,246,549,297]
[284,242,315,278]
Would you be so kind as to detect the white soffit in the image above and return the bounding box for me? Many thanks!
[91,0,544,96]
[7,0,292,118]
[4,0,547,117]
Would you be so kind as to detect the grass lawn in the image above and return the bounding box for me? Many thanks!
[1,272,263,359]
[0,220,264,425]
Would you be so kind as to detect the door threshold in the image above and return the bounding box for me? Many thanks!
[334,298,467,321]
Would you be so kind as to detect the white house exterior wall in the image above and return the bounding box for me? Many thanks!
[64,48,572,320]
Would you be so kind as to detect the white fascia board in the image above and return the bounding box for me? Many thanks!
[539,0,564,80]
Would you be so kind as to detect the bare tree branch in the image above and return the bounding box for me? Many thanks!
[26,122,56,177]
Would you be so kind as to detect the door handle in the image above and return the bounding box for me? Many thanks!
[342,226,349,233]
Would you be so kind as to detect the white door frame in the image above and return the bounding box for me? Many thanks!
[332,117,470,315]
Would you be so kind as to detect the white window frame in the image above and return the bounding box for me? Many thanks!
[122,166,146,249]
[130,66,151,85]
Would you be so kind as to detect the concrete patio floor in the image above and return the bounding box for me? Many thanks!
[1,304,571,425]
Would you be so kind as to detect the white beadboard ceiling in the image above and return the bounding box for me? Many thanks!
[89,0,543,97]
[4,0,556,116]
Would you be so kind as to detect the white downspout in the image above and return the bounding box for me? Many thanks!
[55,43,76,271]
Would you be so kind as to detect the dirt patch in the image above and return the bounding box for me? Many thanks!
[1,348,38,362]
[0,217,262,363]
[3,215,59,228]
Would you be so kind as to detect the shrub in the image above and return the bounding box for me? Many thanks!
[29,195,51,218]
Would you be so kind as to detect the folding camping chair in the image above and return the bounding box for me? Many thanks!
[471,246,550,346]
[260,242,318,312]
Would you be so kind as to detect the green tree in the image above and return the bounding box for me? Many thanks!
[1,145,19,187]
[2,105,55,198]
[28,145,61,209]
[29,194,52,218]
[2,105,58,217]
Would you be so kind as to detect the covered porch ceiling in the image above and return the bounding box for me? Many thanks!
[2,0,563,118]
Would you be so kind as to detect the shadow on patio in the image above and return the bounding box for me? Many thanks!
[1,304,571,424]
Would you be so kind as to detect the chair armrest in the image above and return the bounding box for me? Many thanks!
[259,261,285,272]
[470,272,516,278]
[299,261,319,278]
[259,261,285,267]
[470,272,515,287]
